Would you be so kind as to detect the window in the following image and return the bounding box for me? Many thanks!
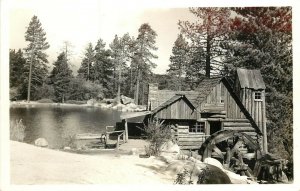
[254,91,262,101]
[189,122,205,133]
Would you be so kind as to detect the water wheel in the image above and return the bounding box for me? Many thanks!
[199,130,263,179]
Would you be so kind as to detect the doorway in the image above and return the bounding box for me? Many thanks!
[209,121,222,135]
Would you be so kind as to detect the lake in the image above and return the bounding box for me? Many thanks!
[10,105,122,149]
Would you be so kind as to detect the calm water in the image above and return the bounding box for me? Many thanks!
[10,105,121,149]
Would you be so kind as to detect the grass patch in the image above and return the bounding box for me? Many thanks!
[10,119,26,142]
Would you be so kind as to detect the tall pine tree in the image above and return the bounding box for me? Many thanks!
[179,8,231,78]
[110,34,133,103]
[9,49,27,100]
[24,15,50,102]
[167,34,189,91]
[93,38,113,98]
[49,52,73,103]
[78,43,94,81]
[226,7,292,160]
[132,23,158,104]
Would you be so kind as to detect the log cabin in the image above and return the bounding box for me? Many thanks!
[146,68,267,152]
[120,68,267,152]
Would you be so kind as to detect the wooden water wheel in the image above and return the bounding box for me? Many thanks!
[198,130,263,179]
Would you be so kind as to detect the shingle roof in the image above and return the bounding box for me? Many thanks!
[152,94,196,114]
[193,77,222,107]
[149,77,222,111]
[237,68,266,90]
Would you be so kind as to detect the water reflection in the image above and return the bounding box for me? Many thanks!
[10,106,121,149]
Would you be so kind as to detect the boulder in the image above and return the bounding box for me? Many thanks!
[165,160,231,184]
[34,138,48,147]
[87,99,97,106]
[120,95,134,105]
[160,141,180,153]
[204,157,224,170]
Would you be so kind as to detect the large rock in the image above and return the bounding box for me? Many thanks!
[165,160,231,184]
[160,141,180,153]
[34,138,48,147]
[204,157,224,170]
[87,99,97,106]
[120,95,134,105]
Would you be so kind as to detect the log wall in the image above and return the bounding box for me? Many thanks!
[174,125,208,150]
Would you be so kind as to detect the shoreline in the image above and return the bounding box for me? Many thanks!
[10,100,147,112]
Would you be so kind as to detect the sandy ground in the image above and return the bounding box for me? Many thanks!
[10,141,174,185]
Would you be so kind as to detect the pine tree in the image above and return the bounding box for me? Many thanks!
[93,38,113,98]
[24,15,50,102]
[132,23,158,105]
[226,7,292,160]
[179,8,231,78]
[49,52,73,102]
[110,34,133,103]
[9,49,27,100]
[9,49,26,88]
[78,43,94,81]
[167,34,189,91]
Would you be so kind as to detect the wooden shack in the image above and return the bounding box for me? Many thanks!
[147,68,267,151]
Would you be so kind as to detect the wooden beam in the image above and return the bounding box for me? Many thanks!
[223,127,256,132]
[223,122,251,127]
[124,119,128,142]
[222,119,250,122]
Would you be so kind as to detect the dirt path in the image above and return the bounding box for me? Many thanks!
[10,141,173,184]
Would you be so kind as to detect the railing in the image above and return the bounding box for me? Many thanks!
[105,126,126,148]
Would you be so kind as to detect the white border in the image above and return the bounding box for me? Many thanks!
[2,0,300,191]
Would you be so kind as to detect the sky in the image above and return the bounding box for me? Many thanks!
[9,0,198,74]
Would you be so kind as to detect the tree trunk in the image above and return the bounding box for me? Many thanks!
[117,62,121,104]
[206,35,211,78]
[135,68,140,105]
[141,83,144,105]
[130,67,133,97]
[87,60,90,81]
[27,53,34,103]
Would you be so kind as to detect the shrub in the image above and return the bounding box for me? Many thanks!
[174,168,194,185]
[65,100,86,105]
[143,119,172,156]
[61,126,78,149]
[36,98,54,103]
[10,119,26,142]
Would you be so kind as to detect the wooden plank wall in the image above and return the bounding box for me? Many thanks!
[200,83,225,113]
[156,99,197,120]
[224,82,247,119]
[240,89,264,131]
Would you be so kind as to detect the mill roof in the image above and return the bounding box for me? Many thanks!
[193,77,222,107]
[237,68,266,90]
[151,94,196,114]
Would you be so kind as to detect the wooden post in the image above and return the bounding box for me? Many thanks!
[262,90,268,152]
[117,135,120,149]
[123,131,125,143]
[224,147,231,168]
[124,119,128,142]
